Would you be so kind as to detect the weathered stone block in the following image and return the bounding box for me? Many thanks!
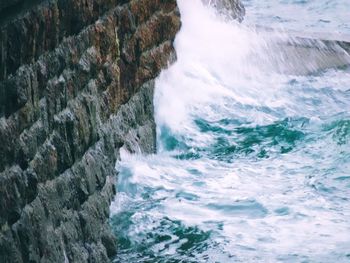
[0,0,180,262]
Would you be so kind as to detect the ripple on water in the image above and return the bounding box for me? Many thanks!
[206,199,268,218]
[111,0,350,261]
[111,215,215,263]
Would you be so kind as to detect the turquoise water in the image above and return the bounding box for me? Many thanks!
[111,0,350,262]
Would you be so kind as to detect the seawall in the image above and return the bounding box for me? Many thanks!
[0,0,180,262]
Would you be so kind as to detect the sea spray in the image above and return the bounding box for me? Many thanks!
[111,0,350,262]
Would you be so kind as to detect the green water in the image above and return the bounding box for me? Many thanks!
[111,0,350,262]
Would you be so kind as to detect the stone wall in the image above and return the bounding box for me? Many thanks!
[0,0,180,262]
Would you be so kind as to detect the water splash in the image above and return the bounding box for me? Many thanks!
[111,0,350,262]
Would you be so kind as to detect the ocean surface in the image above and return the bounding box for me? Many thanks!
[243,0,350,34]
[110,0,350,262]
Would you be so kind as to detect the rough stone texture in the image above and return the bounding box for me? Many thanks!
[0,0,180,262]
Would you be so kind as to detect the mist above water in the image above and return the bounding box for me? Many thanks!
[111,0,350,262]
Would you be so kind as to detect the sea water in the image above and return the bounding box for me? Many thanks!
[111,0,350,262]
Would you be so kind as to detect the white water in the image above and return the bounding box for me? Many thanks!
[111,1,350,262]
